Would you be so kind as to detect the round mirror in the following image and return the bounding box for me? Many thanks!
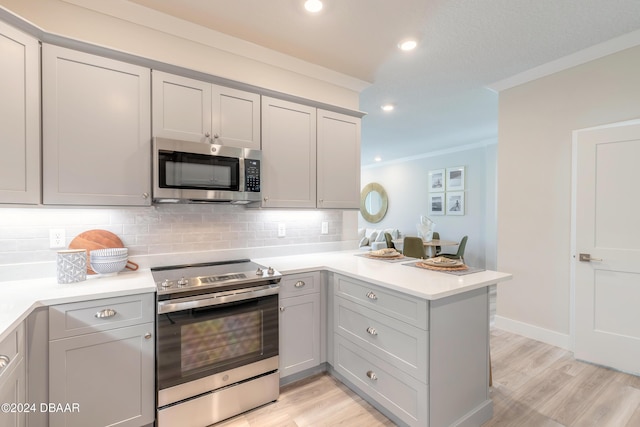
[360,182,388,223]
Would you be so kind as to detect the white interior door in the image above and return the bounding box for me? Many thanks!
[573,119,640,375]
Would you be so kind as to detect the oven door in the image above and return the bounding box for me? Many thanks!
[156,293,278,391]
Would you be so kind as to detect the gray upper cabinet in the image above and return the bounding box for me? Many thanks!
[261,96,317,208]
[261,98,361,209]
[317,109,361,209]
[0,21,40,205]
[152,70,261,149]
[42,44,151,206]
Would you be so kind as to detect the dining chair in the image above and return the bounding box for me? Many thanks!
[384,232,395,249]
[439,235,468,263]
[402,237,426,259]
[432,231,441,255]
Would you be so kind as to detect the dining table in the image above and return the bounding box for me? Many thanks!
[393,238,459,258]
[422,239,459,257]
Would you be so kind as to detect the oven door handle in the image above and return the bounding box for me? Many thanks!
[157,284,279,314]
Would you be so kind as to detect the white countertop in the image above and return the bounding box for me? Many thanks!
[256,250,512,301]
[0,250,511,342]
[0,269,156,342]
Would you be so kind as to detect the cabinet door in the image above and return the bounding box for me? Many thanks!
[42,44,151,206]
[279,293,321,378]
[317,109,361,208]
[211,84,260,150]
[0,21,40,205]
[0,359,26,427]
[49,323,155,427]
[261,97,317,208]
[152,70,212,143]
[0,322,25,427]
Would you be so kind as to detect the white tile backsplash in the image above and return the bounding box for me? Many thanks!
[0,204,347,266]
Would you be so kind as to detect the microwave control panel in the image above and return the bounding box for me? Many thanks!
[244,159,261,192]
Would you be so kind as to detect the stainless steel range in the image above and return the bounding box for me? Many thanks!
[152,259,282,427]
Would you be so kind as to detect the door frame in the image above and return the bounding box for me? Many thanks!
[569,118,640,353]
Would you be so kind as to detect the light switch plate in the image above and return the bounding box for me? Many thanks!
[321,221,329,234]
[278,223,286,237]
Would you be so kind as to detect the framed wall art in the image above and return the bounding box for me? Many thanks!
[428,193,445,215]
[446,166,465,191]
[428,169,445,192]
[446,191,465,215]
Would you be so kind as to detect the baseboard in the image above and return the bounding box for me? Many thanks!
[494,315,571,350]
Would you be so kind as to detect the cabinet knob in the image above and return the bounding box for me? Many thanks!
[294,280,306,288]
[366,370,378,381]
[95,308,117,319]
[366,327,378,336]
[263,196,269,203]
[0,355,10,370]
[279,307,285,312]
[142,192,149,199]
[205,132,211,138]
[213,133,220,139]
[144,332,152,340]
[366,291,378,300]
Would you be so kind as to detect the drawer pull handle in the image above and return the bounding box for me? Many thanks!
[0,355,9,370]
[366,291,378,300]
[144,332,152,340]
[366,327,378,336]
[294,281,306,288]
[366,370,378,381]
[95,308,117,319]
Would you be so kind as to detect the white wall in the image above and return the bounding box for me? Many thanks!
[496,45,640,348]
[0,0,363,110]
[360,143,497,269]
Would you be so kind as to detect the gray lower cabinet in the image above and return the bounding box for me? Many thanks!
[332,274,491,427]
[48,293,155,427]
[0,322,26,427]
[279,272,322,379]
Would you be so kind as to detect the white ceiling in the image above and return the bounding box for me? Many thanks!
[128,0,640,165]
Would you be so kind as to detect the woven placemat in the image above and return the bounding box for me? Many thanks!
[416,261,468,271]
[354,253,410,263]
[404,261,485,276]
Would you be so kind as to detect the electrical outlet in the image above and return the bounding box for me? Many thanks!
[321,221,329,234]
[49,228,66,249]
[277,223,286,237]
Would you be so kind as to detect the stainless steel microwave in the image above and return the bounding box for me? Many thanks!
[152,137,261,204]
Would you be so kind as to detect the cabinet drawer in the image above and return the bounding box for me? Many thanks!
[0,323,24,381]
[280,272,320,298]
[50,293,155,339]
[334,335,427,427]
[334,275,428,329]
[335,297,427,381]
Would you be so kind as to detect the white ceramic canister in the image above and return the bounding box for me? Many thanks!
[57,249,87,284]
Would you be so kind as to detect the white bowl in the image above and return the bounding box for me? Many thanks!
[90,258,127,274]
[91,248,128,257]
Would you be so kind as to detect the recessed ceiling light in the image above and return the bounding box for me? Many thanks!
[374,156,382,162]
[381,104,395,112]
[398,39,418,51]
[304,0,323,13]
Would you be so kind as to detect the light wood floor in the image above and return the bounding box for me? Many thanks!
[216,329,640,427]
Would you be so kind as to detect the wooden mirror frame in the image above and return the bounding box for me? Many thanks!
[360,182,388,223]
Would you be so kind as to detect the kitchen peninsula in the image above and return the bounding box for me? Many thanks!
[0,250,511,427]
